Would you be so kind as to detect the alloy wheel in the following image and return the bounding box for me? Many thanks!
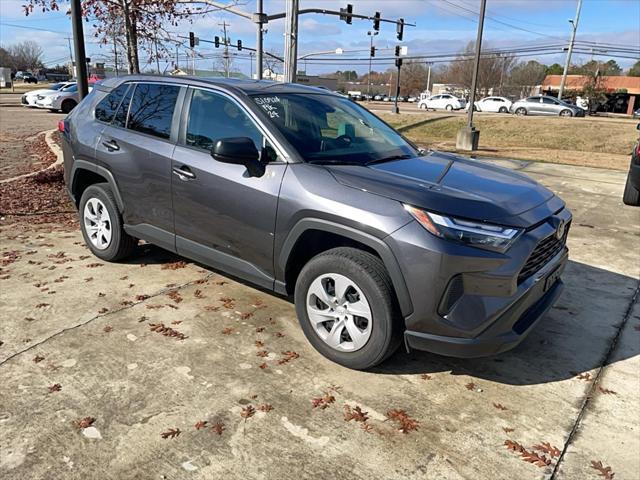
[306,273,372,352]
[83,198,112,250]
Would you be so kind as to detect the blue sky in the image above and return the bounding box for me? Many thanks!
[1,0,638,75]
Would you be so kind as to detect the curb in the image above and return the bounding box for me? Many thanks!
[0,129,63,184]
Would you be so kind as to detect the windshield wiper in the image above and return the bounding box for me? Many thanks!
[307,159,364,166]
[365,154,412,166]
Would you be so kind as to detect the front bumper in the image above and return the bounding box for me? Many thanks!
[387,205,572,358]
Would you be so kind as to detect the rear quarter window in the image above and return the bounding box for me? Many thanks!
[127,83,180,140]
[95,83,130,123]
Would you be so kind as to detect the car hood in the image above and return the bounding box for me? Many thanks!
[325,151,562,228]
[26,88,58,96]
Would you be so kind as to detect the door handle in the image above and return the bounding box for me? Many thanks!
[102,139,120,151]
[172,166,196,181]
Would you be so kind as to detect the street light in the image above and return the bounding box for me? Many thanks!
[298,48,344,73]
[367,30,378,100]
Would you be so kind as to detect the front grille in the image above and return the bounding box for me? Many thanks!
[518,223,570,284]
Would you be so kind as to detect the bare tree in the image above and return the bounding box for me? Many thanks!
[507,60,547,97]
[2,41,44,71]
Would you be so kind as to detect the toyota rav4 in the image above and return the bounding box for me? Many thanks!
[60,76,571,369]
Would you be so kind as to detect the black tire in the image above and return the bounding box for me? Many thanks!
[515,107,527,116]
[61,99,77,114]
[559,109,573,117]
[294,247,403,370]
[623,176,640,206]
[79,183,137,262]
[499,106,508,113]
[445,104,453,111]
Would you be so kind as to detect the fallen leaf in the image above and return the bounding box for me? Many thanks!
[532,442,561,458]
[255,340,264,348]
[311,393,335,410]
[48,383,62,393]
[598,386,617,395]
[420,374,432,380]
[278,351,299,365]
[493,403,508,411]
[386,409,419,434]
[258,404,273,412]
[194,420,208,430]
[590,460,615,479]
[256,350,269,358]
[211,422,225,435]
[344,405,369,423]
[160,428,181,439]
[502,427,515,433]
[259,362,268,370]
[221,327,234,335]
[240,405,256,419]
[73,417,95,429]
[33,355,45,363]
[103,325,113,333]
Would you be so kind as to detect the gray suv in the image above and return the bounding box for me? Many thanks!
[510,95,585,117]
[60,76,571,369]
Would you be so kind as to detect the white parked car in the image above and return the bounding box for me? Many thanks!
[22,82,75,107]
[418,93,466,111]
[466,96,512,113]
[35,83,91,113]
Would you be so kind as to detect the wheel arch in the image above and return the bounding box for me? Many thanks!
[277,219,413,317]
[71,160,125,212]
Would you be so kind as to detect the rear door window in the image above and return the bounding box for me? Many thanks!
[95,83,130,123]
[127,83,180,140]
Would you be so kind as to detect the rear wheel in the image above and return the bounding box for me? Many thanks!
[623,175,640,206]
[559,109,573,117]
[515,107,527,116]
[294,247,402,370]
[61,99,77,114]
[445,104,453,111]
[79,183,137,262]
[419,103,427,110]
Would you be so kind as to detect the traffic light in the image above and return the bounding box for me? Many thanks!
[395,45,400,57]
[370,46,375,57]
[237,40,242,51]
[189,32,195,48]
[340,4,353,24]
[395,58,403,68]
[214,36,220,48]
[373,12,380,31]
[397,18,404,41]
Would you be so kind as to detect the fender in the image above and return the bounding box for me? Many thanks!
[70,159,125,213]
[276,218,414,318]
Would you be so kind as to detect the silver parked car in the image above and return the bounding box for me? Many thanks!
[510,95,585,117]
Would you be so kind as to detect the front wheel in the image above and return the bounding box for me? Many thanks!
[419,103,427,110]
[515,107,527,116]
[623,175,640,206]
[79,183,137,262]
[445,104,453,111]
[294,247,402,370]
[499,106,508,113]
[559,109,573,117]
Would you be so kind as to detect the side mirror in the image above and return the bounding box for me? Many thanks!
[211,137,264,177]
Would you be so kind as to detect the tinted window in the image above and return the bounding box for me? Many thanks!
[62,84,78,93]
[95,84,129,123]
[542,97,558,104]
[127,83,180,140]
[112,86,133,128]
[186,89,263,151]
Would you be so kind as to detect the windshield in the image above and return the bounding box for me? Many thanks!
[61,84,77,92]
[251,93,419,164]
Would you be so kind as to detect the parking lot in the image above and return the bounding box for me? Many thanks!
[1,91,639,480]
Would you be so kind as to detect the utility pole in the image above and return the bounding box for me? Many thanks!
[175,44,179,70]
[154,38,161,74]
[456,0,486,151]
[367,30,378,100]
[219,21,231,77]
[392,45,403,114]
[250,51,254,79]
[255,0,265,79]
[113,34,119,76]
[284,0,299,83]
[70,0,88,99]
[425,61,432,94]
[558,0,583,100]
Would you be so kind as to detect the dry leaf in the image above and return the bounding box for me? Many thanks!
[73,417,95,429]
[258,404,273,412]
[598,386,617,395]
[386,409,419,434]
[590,460,615,479]
[344,405,369,423]
[160,428,181,439]
[278,351,299,365]
[240,405,256,419]
[48,383,62,393]
[33,355,45,363]
[211,422,225,435]
[221,327,234,335]
[493,402,508,411]
[502,427,515,433]
[532,442,561,458]
[194,420,208,430]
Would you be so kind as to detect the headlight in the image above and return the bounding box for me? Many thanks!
[404,205,522,252]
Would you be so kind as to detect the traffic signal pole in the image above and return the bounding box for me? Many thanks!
[70,0,88,99]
